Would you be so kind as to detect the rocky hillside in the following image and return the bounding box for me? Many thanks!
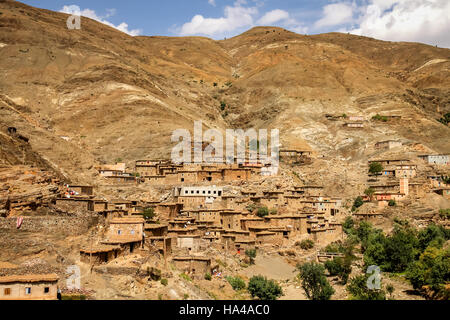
[0,0,449,185]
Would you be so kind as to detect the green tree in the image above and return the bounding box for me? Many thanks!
[297,240,315,250]
[297,262,335,300]
[342,217,355,235]
[245,248,257,265]
[406,246,450,295]
[143,207,155,220]
[248,276,283,300]
[369,162,383,174]
[352,196,364,211]
[364,188,375,201]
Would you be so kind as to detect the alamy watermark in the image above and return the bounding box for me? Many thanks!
[366,265,381,290]
[65,5,81,30]
[66,265,81,290]
[171,121,280,175]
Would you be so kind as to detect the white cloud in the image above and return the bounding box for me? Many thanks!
[208,0,216,6]
[314,2,355,28]
[60,5,142,36]
[179,2,258,36]
[348,0,450,48]
[257,9,290,25]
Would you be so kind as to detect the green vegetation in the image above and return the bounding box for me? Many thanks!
[439,209,450,219]
[352,196,364,212]
[347,274,386,300]
[345,219,450,298]
[388,199,397,207]
[226,276,246,291]
[179,273,192,282]
[204,273,212,281]
[269,208,278,215]
[342,217,355,235]
[245,248,257,265]
[256,206,269,218]
[364,187,375,201]
[143,207,155,220]
[297,239,315,250]
[246,203,257,213]
[160,279,168,286]
[369,162,384,174]
[213,82,218,87]
[437,112,450,126]
[220,101,227,111]
[372,114,388,122]
[386,284,395,299]
[247,275,283,300]
[297,262,335,300]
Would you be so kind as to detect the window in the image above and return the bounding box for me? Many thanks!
[118,230,122,235]
[25,287,31,295]
[4,288,11,296]
[44,287,50,294]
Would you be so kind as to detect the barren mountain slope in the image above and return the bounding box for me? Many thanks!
[0,1,449,184]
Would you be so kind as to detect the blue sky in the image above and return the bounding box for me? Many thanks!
[20,0,450,47]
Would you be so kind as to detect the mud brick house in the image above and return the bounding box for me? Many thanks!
[434,187,450,199]
[255,231,279,244]
[102,217,145,254]
[93,199,108,212]
[147,236,172,256]
[97,163,127,177]
[395,165,417,178]
[174,186,223,209]
[186,209,221,224]
[279,149,314,164]
[261,190,285,207]
[176,235,202,253]
[109,200,133,212]
[263,215,307,235]
[0,263,59,300]
[418,154,449,166]
[80,245,121,265]
[155,203,183,221]
[220,210,243,230]
[234,239,256,252]
[344,122,364,128]
[375,140,402,150]
[66,185,94,197]
[294,185,324,196]
[55,197,94,212]
[172,257,211,278]
[222,168,252,181]
[144,224,168,237]
[240,217,264,231]
[428,175,449,188]
[369,159,411,166]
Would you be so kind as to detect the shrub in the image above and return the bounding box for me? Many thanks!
[347,274,386,300]
[245,249,257,265]
[256,207,269,218]
[160,279,168,286]
[246,203,257,213]
[179,273,192,282]
[204,273,212,281]
[439,209,450,219]
[297,262,335,300]
[324,257,352,284]
[364,187,375,200]
[298,240,315,250]
[220,101,226,111]
[226,276,246,291]
[269,208,278,215]
[248,276,283,300]
[388,200,396,207]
